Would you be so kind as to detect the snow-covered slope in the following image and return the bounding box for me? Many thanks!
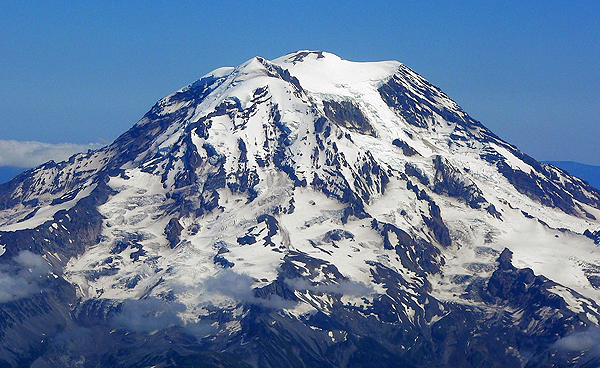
[1,50,600,367]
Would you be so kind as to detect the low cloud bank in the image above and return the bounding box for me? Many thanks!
[111,297,214,336]
[0,139,103,168]
[203,270,296,309]
[0,250,51,303]
[203,270,374,310]
[112,298,187,333]
[553,327,600,356]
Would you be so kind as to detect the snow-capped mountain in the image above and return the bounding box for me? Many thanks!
[2,50,600,367]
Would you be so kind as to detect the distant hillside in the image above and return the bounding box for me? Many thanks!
[545,161,600,190]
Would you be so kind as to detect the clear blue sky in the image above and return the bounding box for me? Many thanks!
[1,1,599,164]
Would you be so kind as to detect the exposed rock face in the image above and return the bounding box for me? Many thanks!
[392,138,419,156]
[1,51,600,367]
[323,100,376,137]
[432,155,487,209]
[164,218,183,249]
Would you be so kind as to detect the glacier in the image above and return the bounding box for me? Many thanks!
[0,50,599,367]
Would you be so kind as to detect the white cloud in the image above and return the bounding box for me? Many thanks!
[0,139,103,168]
[203,270,297,309]
[553,327,600,355]
[0,250,51,303]
[111,298,215,336]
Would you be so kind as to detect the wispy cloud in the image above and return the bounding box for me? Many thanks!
[112,298,187,332]
[553,327,600,356]
[0,139,103,168]
[202,270,374,310]
[203,270,296,309]
[111,298,213,336]
[0,250,51,303]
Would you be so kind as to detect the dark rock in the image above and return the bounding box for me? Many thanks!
[256,214,279,247]
[237,235,256,245]
[404,163,429,186]
[372,219,442,275]
[323,229,354,242]
[379,75,431,128]
[322,100,376,136]
[110,240,128,254]
[213,255,235,269]
[129,244,146,262]
[587,275,600,289]
[432,155,487,209]
[584,229,600,244]
[486,204,502,219]
[392,138,418,156]
[287,50,325,63]
[423,202,452,247]
[164,218,183,249]
[379,68,489,131]
[124,275,142,289]
[314,116,327,134]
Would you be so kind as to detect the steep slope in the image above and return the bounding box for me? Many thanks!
[546,161,600,191]
[1,50,600,367]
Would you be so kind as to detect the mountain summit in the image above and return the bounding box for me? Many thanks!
[2,50,600,367]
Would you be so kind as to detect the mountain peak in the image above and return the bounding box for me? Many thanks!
[2,51,600,367]
[272,50,401,95]
[275,50,332,63]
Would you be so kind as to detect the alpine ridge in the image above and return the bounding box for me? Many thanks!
[1,50,600,367]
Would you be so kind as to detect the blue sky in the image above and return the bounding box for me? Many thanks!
[1,1,599,166]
